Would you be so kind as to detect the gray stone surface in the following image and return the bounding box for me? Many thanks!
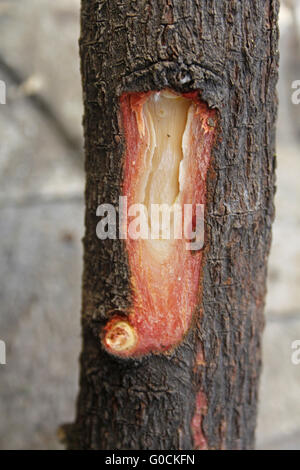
[265,144,300,316]
[0,1,84,449]
[0,0,82,145]
[0,202,83,450]
[257,317,300,450]
[0,84,83,204]
[258,429,300,451]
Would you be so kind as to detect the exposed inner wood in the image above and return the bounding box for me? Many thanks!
[105,320,137,352]
[139,90,191,257]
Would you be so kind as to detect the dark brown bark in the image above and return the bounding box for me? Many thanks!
[66,0,279,450]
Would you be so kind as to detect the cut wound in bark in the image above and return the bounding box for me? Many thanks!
[103,90,217,357]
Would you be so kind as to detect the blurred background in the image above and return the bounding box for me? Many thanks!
[0,0,299,450]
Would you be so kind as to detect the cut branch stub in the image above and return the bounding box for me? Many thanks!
[103,90,217,358]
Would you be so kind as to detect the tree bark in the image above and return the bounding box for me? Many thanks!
[67,0,279,450]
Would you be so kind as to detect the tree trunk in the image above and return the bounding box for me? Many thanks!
[66,0,279,450]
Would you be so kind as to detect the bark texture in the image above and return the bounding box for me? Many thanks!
[67,0,279,450]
